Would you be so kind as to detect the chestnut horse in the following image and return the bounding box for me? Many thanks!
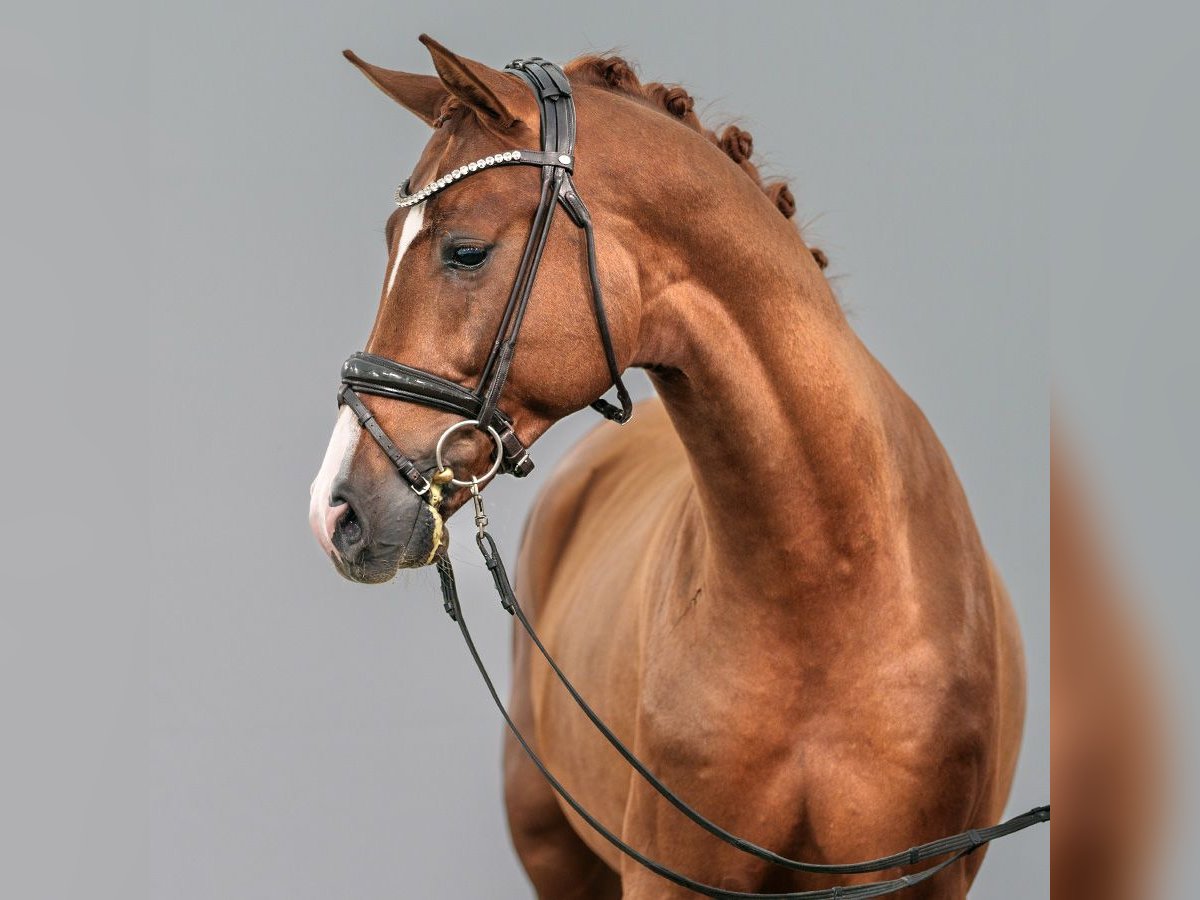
[309,36,1026,899]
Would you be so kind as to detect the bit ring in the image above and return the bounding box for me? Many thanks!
[434,420,505,488]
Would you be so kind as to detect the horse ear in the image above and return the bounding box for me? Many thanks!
[418,34,535,130]
[343,49,448,127]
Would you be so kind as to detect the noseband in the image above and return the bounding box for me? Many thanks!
[337,57,631,496]
[334,57,1049,899]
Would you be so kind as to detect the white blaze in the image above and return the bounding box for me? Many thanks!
[310,203,425,559]
[385,201,425,297]
[309,405,362,558]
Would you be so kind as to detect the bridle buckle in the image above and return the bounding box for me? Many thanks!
[470,480,489,538]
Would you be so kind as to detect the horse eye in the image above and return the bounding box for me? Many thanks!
[449,245,489,269]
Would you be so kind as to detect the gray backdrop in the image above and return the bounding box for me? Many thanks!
[156,2,1050,897]
[6,1,1117,897]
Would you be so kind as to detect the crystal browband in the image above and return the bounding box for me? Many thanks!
[395,149,574,207]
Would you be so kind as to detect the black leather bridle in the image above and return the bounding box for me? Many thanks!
[338,57,630,497]
[335,57,1049,898]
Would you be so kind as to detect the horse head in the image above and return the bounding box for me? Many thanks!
[309,37,646,582]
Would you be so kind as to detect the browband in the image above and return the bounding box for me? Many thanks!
[395,149,573,208]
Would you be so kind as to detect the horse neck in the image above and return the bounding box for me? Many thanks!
[630,165,899,600]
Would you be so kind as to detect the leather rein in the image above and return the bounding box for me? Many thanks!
[336,57,1049,898]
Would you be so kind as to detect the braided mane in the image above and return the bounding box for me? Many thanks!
[564,54,828,270]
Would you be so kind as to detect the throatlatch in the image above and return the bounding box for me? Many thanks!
[337,56,1049,900]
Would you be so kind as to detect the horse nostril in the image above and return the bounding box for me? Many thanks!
[329,496,365,557]
[338,505,363,545]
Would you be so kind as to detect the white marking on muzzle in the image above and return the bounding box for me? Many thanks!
[309,405,362,559]
[385,201,425,297]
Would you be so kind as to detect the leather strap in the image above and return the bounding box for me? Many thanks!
[341,353,533,478]
[475,58,631,426]
[575,195,632,423]
[501,559,1048,873]
[338,385,430,493]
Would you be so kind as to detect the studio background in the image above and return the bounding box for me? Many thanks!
[7,2,1122,898]
[145,3,1049,897]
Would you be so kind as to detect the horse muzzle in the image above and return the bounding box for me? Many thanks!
[319,470,443,582]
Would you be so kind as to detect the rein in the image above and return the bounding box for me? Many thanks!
[337,56,1049,897]
[438,542,1047,898]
